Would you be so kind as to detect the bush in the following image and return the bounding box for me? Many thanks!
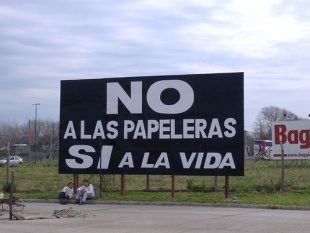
[2,183,16,193]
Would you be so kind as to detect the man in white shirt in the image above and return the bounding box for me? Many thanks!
[75,179,95,205]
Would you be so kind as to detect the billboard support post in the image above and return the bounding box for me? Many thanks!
[121,175,125,196]
[171,175,175,198]
[73,174,79,195]
[280,142,285,190]
[225,176,229,199]
[146,175,150,191]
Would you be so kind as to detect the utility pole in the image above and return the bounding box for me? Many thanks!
[33,103,40,164]
[5,142,10,185]
[28,119,31,163]
[0,135,9,184]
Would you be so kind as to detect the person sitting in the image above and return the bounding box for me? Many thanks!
[75,179,95,205]
[59,182,74,204]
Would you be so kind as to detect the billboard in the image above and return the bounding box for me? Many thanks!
[59,73,244,175]
[272,120,310,160]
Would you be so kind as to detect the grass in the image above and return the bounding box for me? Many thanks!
[1,157,310,206]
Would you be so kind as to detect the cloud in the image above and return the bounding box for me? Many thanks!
[0,0,309,129]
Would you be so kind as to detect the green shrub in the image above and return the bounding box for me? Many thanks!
[2,183,16,193]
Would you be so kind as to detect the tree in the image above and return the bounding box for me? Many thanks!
[0,120,22,145]
[36,119,59,154]
[0,119,59,160]
[253,106,301,140]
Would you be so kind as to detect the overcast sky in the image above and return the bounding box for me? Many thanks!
[1,0,309,132]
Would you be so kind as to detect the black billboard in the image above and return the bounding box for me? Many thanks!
[59,73,244,176]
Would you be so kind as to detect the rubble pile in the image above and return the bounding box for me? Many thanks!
[224,196,242,203]
[53,207,87,218]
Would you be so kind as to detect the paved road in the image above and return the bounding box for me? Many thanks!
[1,201,310,233]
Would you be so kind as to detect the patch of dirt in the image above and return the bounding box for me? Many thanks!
[53,207,88,218]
